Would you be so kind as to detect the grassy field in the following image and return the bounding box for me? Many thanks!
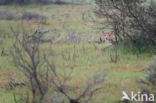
[0,4,153,103]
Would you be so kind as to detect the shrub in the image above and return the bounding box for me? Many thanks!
[0,10,14,20]
[10,24,106,103]
[137,56,156,102]
[94,0,156,54]
[21,12,46,20]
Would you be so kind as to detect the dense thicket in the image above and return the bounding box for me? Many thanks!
[95,0,156,53]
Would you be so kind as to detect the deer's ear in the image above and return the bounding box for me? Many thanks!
[102,31,105,35]
[110,31,114,35]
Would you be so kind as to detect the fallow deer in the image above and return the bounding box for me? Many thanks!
[102,31,118,63]
[102,31,117,45]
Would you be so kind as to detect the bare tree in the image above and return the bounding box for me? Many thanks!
[10,21,106,103]
[10,27,49,103]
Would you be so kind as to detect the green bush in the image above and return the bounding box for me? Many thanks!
[95,0,156,54]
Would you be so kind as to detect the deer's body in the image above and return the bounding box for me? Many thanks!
[102,31,118,63]
[102,31,117,45]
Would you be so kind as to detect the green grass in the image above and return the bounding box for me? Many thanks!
[0,4,153,103]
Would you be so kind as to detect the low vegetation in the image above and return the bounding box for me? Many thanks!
[0,0,155,103]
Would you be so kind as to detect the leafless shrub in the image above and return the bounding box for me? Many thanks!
[27,28,51,43]
[21,11,46,20]
[1,78,26,90]
[0,71,26,90]
[0,10,14,20]
[61,45,78,61]
[66,29,81,44]
[46,57,106,103]
[10,21,106,103]
[88,36,105,44]
[10,26,49,102]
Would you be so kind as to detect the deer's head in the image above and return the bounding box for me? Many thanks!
[102,31,114,40]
